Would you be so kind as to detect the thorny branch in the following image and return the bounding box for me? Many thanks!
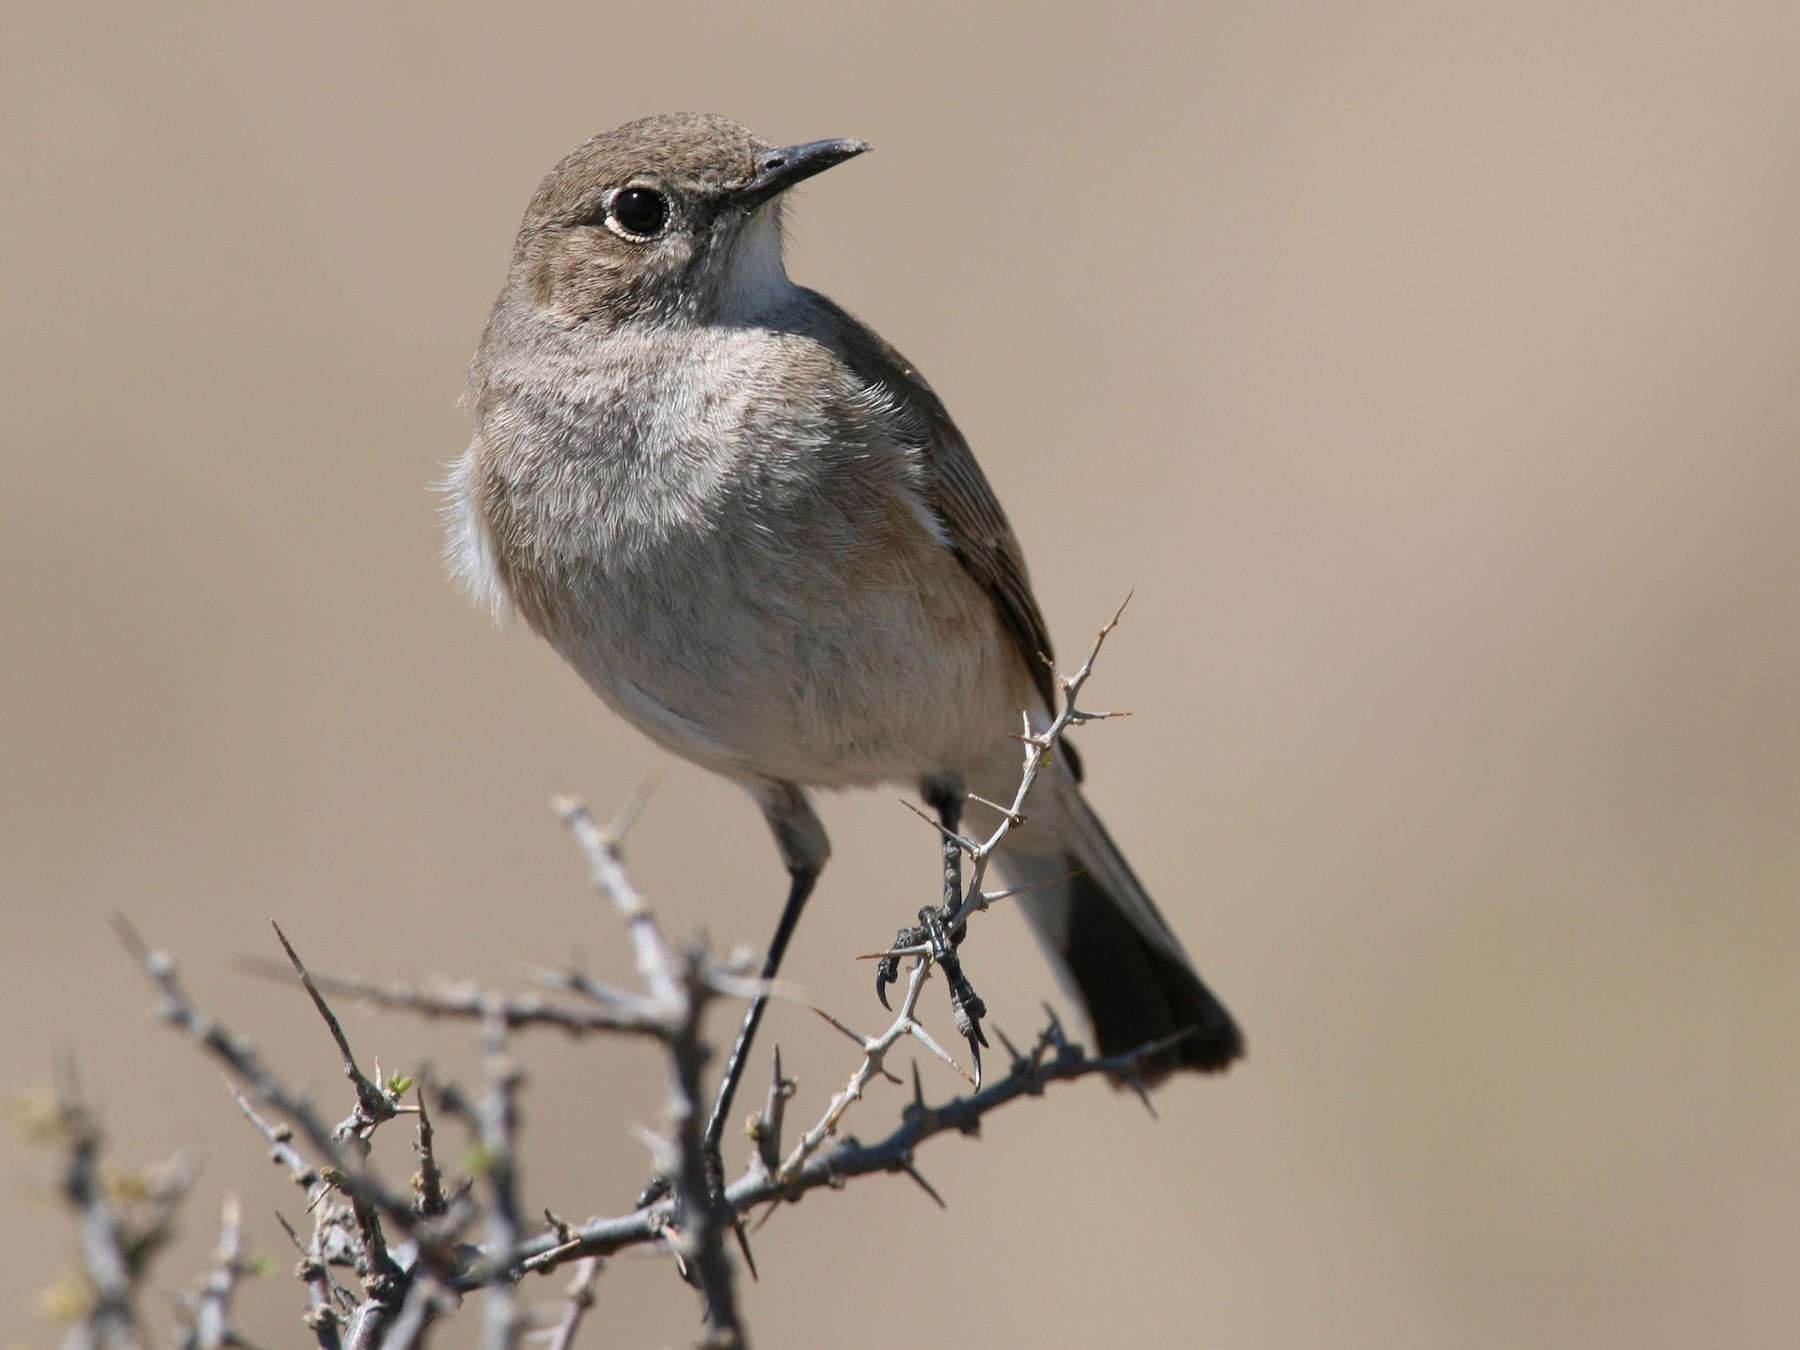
[954,596,1134,932]
[876,597,1137,1078]
[36,606,1171,1349]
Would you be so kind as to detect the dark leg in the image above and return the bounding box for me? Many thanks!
[924,778,965,918]
[875,777,988,1083]
[878,777,965,1007]
[701,782,829,1170]
[702,863,817,1159]
[634,782,824,1256]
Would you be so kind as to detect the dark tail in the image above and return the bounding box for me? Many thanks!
[1041,868,1243,1079]
[994,763,1244,1082]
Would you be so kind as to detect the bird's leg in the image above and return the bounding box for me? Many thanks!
[878,776,963,1006]
[929,778,965,920]
[704,862,817,1167]
[876,778,988,1083]
[917,902,987,1071]
[637,783,824,1223]
[634,862,817,1275]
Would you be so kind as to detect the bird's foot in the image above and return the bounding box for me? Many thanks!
[875,905,989,1086]
[874,915,928,1009]
[919,906,988,1083]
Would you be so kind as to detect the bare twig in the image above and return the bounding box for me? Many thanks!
[553,795,745,1347]
[477,1008,526,1350]
[74,606,1160,1349]
[413,1083,447,1218]
[43,1059,158,1350]
[542,1256,603,1350]
[270,923,397,1146]
[236,960,671,1037]
[177,1192,262,1350]
[111,917,417,1229]
[953,597,1133,933]
[503,1017,1174,1273]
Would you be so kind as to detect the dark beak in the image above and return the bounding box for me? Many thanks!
[735,138,871,210]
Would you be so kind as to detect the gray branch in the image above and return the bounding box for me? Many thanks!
[47,605,1162,1350]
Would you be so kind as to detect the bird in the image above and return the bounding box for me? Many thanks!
[445,113,1242,1133]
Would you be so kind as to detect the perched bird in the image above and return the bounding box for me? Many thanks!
[447,113,1242,1124]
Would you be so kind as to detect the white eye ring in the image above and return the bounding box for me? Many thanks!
[606,186,669,240]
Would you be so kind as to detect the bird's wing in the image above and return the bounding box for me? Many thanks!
[807,298,1072,747]
[893,360,1062,717]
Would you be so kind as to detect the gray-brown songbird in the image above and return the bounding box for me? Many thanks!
[446,113,1242,1129]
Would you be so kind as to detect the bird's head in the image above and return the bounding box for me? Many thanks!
[505,112,869,330]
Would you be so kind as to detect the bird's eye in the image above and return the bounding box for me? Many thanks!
[609,187,668,238]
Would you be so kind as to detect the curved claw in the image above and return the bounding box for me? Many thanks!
[876,922,927,1011]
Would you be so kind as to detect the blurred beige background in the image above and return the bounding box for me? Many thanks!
[5,2,1799,1345]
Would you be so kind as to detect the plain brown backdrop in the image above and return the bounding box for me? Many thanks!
[5,2,1798,1346]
